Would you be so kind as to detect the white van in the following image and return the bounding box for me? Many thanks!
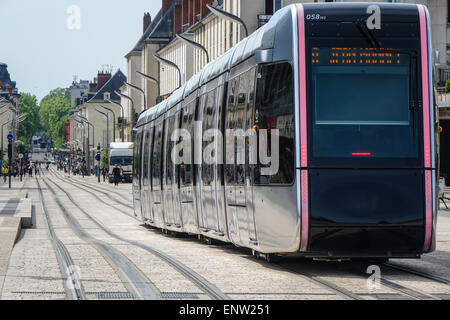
[108,142,134,183]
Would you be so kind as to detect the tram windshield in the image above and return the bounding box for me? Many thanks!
[310,47,420,163]
[110,156,133,166]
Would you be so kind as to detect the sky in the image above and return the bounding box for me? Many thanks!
[0,0,160,102]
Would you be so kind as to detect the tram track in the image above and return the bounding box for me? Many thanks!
[42,172,230,300]
[52,168,132,205]
[47,167,449,300]
[38,175,160,300]
[36,178,86,300]
[383,262,450,285]
[275,258,449,300]
[47,169,138,221]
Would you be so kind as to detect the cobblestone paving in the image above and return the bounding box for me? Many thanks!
[2,171,450,300]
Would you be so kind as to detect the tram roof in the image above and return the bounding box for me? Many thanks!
[136,5,296,128]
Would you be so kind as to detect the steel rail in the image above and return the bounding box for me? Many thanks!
[384,262,450,285]
[346,263,442,300]
[275,262,363,300]
[49,169,138,222]
[50,168,133,208]
[40,175,160,300]
[50,166,132,202]
[44,173,230,300]
[36,178,86,300]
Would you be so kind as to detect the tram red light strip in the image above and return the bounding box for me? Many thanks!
[419,5,432,251]
[351,152,371,156]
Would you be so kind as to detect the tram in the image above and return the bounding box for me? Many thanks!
[133,3,438,259]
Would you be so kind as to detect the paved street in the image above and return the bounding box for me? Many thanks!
[0,166,448,300]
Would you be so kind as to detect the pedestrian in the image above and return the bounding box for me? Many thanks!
[112,164,121,187]
[102,167,107,182]
[2,165,7,183]
[119,164,123,183]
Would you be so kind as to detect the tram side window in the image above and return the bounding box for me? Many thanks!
[152,122,163,190]
[180,101,195,186]
[254,62,295,185]
[142,129,151,186]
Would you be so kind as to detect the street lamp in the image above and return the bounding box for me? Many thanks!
[99,105,116,143]
[125,82,147,111]
[115,90,136,129]
[153,54,182,89]
[105,97,124,142]
[206,4,248,38]
[95,108,111,147]
[135,71,161,104]
[176,34,210,63]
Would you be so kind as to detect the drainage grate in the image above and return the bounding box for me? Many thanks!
[85,292,136,299]
[11,291,66,295]
[160,292,200,299]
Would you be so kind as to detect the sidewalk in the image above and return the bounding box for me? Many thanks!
[0,175,32,295]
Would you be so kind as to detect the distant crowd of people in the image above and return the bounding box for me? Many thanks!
[0,161,42,183]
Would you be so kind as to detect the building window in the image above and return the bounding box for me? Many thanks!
[446,46,450,66]
[274,0,282,12]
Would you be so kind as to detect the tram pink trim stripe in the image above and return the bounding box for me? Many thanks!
[297,4,309,252]
[297,4,308,168]
[418,5,432,251]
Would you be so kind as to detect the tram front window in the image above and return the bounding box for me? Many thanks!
[310,47,420,164]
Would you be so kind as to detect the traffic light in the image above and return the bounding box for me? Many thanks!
[77,148,82,155]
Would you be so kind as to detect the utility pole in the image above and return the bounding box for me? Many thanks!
[97,144,101,183]
[7,133,13,189]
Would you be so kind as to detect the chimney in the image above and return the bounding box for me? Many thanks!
[143,12,151,33]
[182,0,189,26]
[97,72,111,90]
[162,0,172,16]
[174,1,182,35]
[89,78,97,93]
[89,82,96,93]
[200,0,213,18]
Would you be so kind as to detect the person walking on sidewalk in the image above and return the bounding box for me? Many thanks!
[112,164,121,187]
[2,165,8,183]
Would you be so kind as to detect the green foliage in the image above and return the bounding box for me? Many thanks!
[18,93,40,144]
[446,79,450,93]
[39,88,72,149]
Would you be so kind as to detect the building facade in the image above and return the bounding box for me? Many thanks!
[0,62,19,164]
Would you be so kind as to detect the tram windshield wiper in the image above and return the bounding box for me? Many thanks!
[353,19,420,138]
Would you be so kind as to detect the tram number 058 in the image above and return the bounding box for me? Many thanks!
[223,305,270,316]
[306,13,326,20]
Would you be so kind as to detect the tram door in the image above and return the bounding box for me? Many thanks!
[179,98,198,233]
[197,93,210,230]
[225,69,257,244]
[151,120,165,228]
[141,126,153,222]
[133,130,143,220]
[198,86,223,233]
[163,110,182,228]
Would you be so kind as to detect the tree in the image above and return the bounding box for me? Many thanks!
[39,88,71,149]
[18,93,40,146]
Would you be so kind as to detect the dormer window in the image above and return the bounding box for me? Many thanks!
[104,92,111,101]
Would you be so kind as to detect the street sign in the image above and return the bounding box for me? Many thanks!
[77,157,82,163]
[18,153,23,159]
[7,134,13,142]
[95,154,100,161]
